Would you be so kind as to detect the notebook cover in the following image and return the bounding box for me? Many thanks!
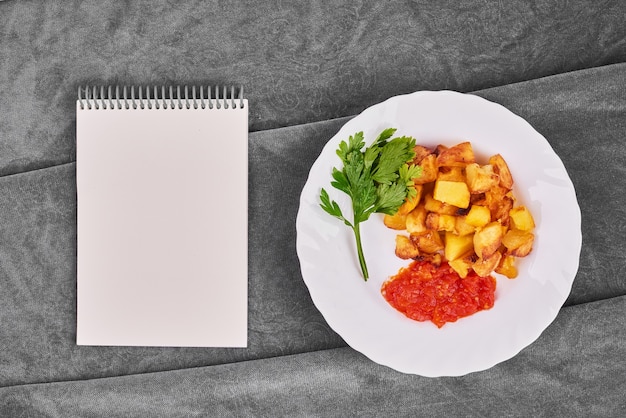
[76,91,248,347]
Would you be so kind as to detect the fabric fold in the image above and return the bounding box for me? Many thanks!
[1,294,625,417]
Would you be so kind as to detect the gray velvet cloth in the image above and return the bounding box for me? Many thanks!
[1,0,625,416]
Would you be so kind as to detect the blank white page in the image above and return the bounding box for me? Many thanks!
[76,96,248,347]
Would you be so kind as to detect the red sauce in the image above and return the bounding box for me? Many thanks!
[381,260,496,328]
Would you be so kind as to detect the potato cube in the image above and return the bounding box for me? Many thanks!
[426,213,457,232]
[384,212,407,230]
[484,185,508,209]
[489,154,514,190]
[414,154,438,185]
[411,230,444,254]
[504,190,517,207]
[472,252,502,277]
[454,216,476,236]
[444,231,474,261]
[423,193,459,215]
[491,196,514,227]
[449,254,474,278]
[435,144,448,155]
[465,205,491,227]
[495,254,518,279]
[395,235,419,259]
[437,166,466,182]
[433,180,470,209]
[436,141,475,167]
[465,163,499,194]
[509,206,535,231]
[413,252,443,267]
[412,145,432,164]
[473,221,504,259]
[484,186,512,223]
[502,229,534,257]
[405,204,428,234]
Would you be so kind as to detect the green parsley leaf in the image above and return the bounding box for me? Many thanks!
[319,129,422,280]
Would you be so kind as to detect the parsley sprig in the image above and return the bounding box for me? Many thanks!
[319,128,422,280]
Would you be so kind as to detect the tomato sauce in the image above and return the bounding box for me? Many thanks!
[381,260,496,328]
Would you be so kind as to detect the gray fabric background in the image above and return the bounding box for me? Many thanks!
[1,0,625,416]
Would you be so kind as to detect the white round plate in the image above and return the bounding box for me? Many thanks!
[296,91,582,376]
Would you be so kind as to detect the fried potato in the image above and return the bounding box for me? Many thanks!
[470,192,487,207]
[437,166,465,182]
[484,185,509,208]
[415,252,443,266]
[489,154,514,190]
[434,144,448,155]
[454,216,476,236]
[495,254,518,278]
[509,206,535,231]
[464,205,490,228]
[423,193,459,215]
[473,221,504,259]
[491,196,514,226]
[414,154,438,185]
[502,229,534,257]
[395,235,419,259]
[465,163,499,194]
[472,252,502,278]
[426,213,456,232]
[405,204,428,234]
[411,230,444,254]
[383,212,407,230]
[412,145,433,164]
[385,141,535,279]
[444,231,474,261]
[436,141,475,167]
[449,252,475,278]
[433,180,470,209]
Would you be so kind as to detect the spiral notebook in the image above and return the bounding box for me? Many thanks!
[76,85,248,347]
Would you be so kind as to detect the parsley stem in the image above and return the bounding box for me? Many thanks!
[353,222,369,280]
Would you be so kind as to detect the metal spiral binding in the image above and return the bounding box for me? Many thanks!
[78,85,245,110]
